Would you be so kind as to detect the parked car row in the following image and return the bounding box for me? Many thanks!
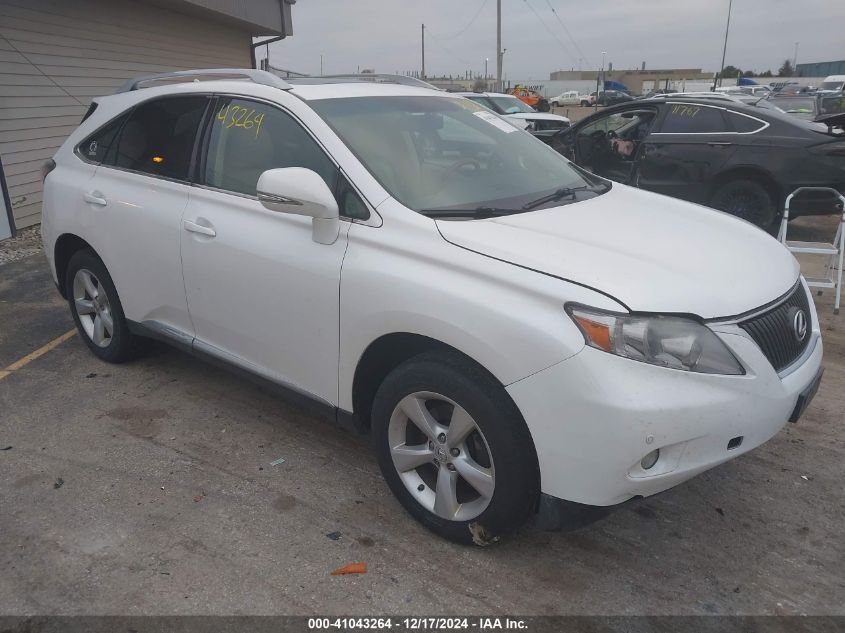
[457,92,570,131]
[550,89,636,107]
[531,94,845,231]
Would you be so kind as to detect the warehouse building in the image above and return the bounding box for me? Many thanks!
[549,67,712,95]
[0,0,293,237]
[796,60,845,77]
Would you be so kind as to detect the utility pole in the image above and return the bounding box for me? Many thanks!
[596,51,606,112]
[320,54,323,76]
[421,24,425,79]
[793,41,799,73]
[496,0,502,92]
[715,0,732,89]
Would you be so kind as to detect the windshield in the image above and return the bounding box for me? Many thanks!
[769,97,817,120]
[487,95,536,114]
[311,95,605,217]
[821,81,845,91]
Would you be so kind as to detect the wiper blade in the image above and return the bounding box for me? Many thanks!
[420,206,522,219]
[521,185,598,210]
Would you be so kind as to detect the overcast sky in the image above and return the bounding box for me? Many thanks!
[266,0,844,79]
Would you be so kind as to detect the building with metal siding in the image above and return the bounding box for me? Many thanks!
[796,60,845,78]
[0,0,292,231]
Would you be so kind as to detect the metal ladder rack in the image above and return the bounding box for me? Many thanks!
[778,187,845,315]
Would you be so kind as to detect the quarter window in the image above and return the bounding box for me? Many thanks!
[204,97,338,198]
[111,96,208,180]
[77,113,129,164]
[727,112,766,133]
[660,104,729,133]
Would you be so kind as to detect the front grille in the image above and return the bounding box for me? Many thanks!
[739,283,812,372]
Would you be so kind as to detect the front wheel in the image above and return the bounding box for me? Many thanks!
[709,179,777,230]
[537,99,550,113]
[372,351,539,546]
[580,100,590,107]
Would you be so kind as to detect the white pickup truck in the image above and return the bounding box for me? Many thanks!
[550,90,592,107]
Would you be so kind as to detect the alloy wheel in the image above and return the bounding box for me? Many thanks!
[388,391,495,521]
[73,269,114,348]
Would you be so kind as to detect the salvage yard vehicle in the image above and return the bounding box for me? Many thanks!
[550,90,592,107]
[509,85,550,112]
[538,96,845,231]
[43,69,824,545]
[457,92,570,131]
[767,94,820,121]
[595,90,635,106]
[821,75,845,93]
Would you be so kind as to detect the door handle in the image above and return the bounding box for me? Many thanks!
[707,142,732,147]
[83,191,107,206]
[183,219,216,237]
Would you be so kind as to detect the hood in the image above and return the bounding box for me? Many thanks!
[436,185,798,319]
[506,112,570,123]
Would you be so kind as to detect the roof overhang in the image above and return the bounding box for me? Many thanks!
[142,0,294,36]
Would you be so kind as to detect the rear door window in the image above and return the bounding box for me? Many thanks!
[110,96,208,180]
[659,104,730,133]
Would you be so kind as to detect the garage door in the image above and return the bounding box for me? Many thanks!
[0,0,252,229]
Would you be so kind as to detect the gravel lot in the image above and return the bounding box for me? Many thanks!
[0,214,842,616]
[0,226,42,267]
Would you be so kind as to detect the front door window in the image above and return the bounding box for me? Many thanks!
[575,110,657,182]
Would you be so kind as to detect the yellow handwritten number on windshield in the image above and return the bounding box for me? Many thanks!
[216,104,265,139]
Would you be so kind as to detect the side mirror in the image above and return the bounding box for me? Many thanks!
[257,167,340,245]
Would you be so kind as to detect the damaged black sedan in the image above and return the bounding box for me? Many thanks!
[535,96,845,231]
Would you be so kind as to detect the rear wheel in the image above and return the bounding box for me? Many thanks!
[580,100,590,107]
[537,99,550,113]
[372,351,539,546]
[66,249,144,363]
[710,179,777,231]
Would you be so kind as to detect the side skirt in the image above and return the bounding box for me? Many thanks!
[127,320,365,433]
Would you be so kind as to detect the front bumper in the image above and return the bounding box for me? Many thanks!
[507,306,824,507]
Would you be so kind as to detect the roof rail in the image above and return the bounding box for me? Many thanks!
[286,74,441,90]
[116,68,292,93]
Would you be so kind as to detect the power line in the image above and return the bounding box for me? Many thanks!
[522,0,578,66]
[425,27,476,66]
[543,0,592,68]
[436,0,491,40]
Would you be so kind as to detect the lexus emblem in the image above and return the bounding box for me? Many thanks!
[791,308,808,342]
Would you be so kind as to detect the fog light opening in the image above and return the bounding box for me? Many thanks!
[727,436,744,451]
[641,449,660,470]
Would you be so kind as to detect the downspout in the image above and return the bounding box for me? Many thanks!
[251,36,285,69]
[250,0,291,69]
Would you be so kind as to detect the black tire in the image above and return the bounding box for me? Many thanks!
[372,350,539,546]
[65,249,144,363]
[537,99,550,113]
[709,179,777,230]
[580,100,590,107]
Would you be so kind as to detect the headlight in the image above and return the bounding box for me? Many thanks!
[566,305,744,375]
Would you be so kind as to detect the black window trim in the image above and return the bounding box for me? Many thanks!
[651,101,770,136]
[74,110,130,166]
[74,93,214,186]
[193,93,374,222]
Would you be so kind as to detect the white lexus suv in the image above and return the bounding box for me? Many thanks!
[42,70,823,545]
